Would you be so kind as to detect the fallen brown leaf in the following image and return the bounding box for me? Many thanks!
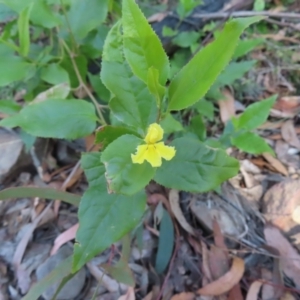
[281,120,300,150]
[280,292,296,300]
[262,179,300,232]
[170,292,195,300]
[218,88,235,123]
[272,96,300,118]
[118,287,135,300]
[264,225,300,288]
[169,189,195,236]
[246,281,263,300]
[197,257,245,296]
[262,153,288,176]
[50,223,79,255]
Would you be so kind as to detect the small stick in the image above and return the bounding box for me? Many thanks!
[189,11,300,20]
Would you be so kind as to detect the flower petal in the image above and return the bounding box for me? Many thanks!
[144,145,162,167]
[131,144,148,164]
[144,123,164,144]
[155,142,176,161]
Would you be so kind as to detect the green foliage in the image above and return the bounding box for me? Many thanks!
[0,187,81,206]
[221,96,277,155]
[41,64,70,85]
[168,17,264,111]
[65,0,109,41]
[0,99,97,139]
[231,131,274,155]
[0,47,32,86]
[155,208,174,274]
[17,5,31,56]
[160,113,183,134]
[101,135,155,195]
[122,0,169,85]
[0,0,269,295]
[155,137,239,192]
[101,22,157,133]
[0,99,21,114]
[232,95,277,131]
[95,125,138,150]
[73,152,146,271]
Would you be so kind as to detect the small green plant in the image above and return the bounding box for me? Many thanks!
[0,0,271,296]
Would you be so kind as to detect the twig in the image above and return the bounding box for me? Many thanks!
[60,39,107,125]
[192,11,300,20]
[265,18,300,30]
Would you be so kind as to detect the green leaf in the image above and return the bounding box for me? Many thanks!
[101,134,155,195]
[61,54,87,88]
[41,64,70,85]
[193,98,215,121]
[254,0,265,11]
[0,4,17,22]
[82,25,109,59]
[162,26,178,37]
[73,152,146,271]
[189,115,206,141]
[233,38,264,59]
[155,208,174,274]
[19,130,36,152]
[172,31,201,48]
[147,66,166,107]
[215,60,256,87]
[0,99,97,139]
[0,99,21,114]
[102,237,135,286]
[101,23,157,133]
[168,17,264,111]
[160,113,183,134]
[95,125,138,150]
[233,95,277,131]
[18,5,31,57]
[102,260,135,286]
[66,0,109,40]
[33,83,70,103]
[30,0,60,28]
[0,49,31,86]
[0,187,80,206]
[88,73,110,103]
[231,131,274,155]
[81,152,106,187]
[1,0,33,13]
[22,256,72,300]
[154,137,239,192]
[122,0,170,85]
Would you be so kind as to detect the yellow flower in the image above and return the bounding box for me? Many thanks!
[131,123,176,167]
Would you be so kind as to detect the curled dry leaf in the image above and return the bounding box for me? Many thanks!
[280,292,296,300]
[261,268,278,300]
[218,88,235,123]
[262,179,300,233]
[51,223,79,255]
[264,225,300,288]
[272,96,300,118]
[246,281,263,300]
[118,287,135,300]
[170,292,195,300]
[292,206,300,224]
[197,257,245,296]
[262,153,288,176]
[281,120,300,150]
[169,189,195,236]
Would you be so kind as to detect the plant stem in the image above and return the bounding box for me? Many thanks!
[61,39,107,125]
[59,0,77,52]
